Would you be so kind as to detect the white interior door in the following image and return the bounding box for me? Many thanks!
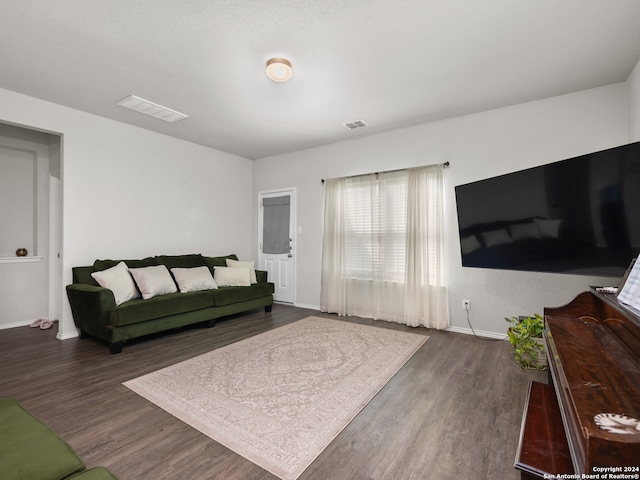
[259,188,296,304]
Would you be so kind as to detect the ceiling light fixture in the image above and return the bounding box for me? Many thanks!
[266,58,293,82]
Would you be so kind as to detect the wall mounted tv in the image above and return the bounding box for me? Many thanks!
[455,141,640,277]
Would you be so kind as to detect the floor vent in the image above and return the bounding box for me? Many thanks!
[116,95,189,123]
[343,120,369,130]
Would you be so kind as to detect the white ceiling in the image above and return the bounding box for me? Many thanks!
[1,1,640,160]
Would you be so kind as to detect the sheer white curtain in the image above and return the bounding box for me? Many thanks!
[320,165,448,329]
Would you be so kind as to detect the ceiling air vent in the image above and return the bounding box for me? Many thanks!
[116,95,189,123]
[343,120,369,130]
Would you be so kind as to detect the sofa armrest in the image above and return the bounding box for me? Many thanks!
[256,269,268,283]
[66,284,115,336]
[0,398,87,480]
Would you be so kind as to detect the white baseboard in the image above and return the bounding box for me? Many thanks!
[446,325,508,340]
[293,303,321,311]
[0,320,34,330]
[271,304,507,338]
[272,301,321,311]
[57,330,79,341]
[1,319,72,339]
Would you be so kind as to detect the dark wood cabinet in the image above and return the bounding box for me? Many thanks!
[515,288,640,478]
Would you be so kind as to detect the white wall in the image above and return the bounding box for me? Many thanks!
[253,83,628,336]
[628,58,640,142]
[0,147,35,256]
[0,125,53,328]
[0,87,255,339]
[0,78,633,339]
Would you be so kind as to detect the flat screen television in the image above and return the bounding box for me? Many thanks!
[454,141,640,277]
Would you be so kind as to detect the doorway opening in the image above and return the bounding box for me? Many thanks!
[0,122,62,330]
[258,188,296,304]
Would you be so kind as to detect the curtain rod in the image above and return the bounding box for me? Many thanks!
[320,161,449,184]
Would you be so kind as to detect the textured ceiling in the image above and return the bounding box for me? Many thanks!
[1,1,640,159]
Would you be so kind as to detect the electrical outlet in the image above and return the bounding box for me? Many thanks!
[462,299,470,311]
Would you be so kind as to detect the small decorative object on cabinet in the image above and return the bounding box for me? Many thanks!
[505,314,547,370]
[15,248,27,257]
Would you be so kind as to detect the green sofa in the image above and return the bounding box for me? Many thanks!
[0,398,117,480]
[66,253,274,354]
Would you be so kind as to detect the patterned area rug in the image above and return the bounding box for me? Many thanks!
[123,317,429,480]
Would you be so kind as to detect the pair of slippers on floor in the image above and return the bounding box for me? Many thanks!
[30,318,55,330]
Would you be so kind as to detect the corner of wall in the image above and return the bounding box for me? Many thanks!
[626,58,640,142]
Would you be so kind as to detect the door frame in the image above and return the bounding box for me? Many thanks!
[258,187,296,305]
[48,173,62,323]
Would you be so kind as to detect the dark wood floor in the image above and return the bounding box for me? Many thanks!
[1,305,546,480]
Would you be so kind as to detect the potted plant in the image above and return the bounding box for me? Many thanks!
[505,314,547,370]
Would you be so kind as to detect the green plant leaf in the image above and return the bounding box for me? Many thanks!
[506,313,547,370]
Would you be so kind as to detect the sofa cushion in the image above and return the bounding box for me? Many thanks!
[109,291,214,326]
[155,254,207,269]
[91,262,140,306]
[73,266,100,286]
[0,398,86,480]
[203,254,238,268]
[209,283,274,307]
[129,265,177,299]
[94,257,158,271]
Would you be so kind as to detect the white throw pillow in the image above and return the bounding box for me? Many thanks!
[129,265,178,299]
[171,266,218,293]
[226,259,257,284]
[214,266,251,287]
[480,229,512,248]
[91,261,140,306]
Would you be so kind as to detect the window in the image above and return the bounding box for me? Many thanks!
[321,165,448,328]
[343,171,407,282]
